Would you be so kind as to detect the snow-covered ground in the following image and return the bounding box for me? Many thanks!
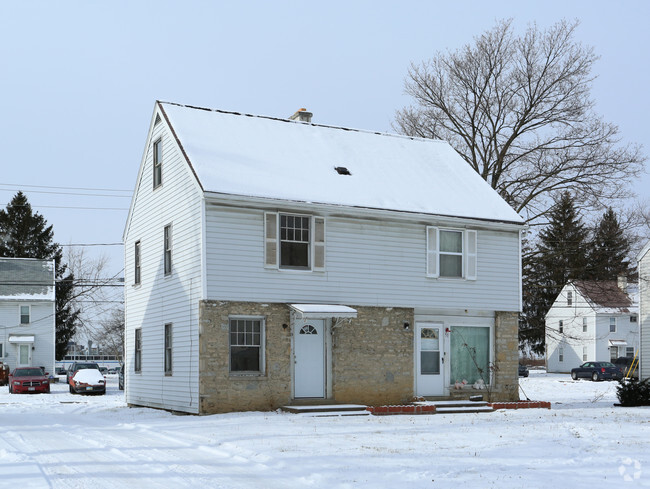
[1,370,649,488]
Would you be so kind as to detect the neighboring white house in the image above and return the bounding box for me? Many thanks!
[0,257,56,374]
[546,279,638,373]
[123,102,525,414]
[637,243,650,380]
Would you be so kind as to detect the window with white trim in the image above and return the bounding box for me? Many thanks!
[229,317,264,373]
[264,213,325,271]
[134,240,141,285]
[582,317,587,333]
[164,323,172,375]
[20,305,30,325]
[626,347,634,358]
[559,320,563,334]
[153,138,162,189]
[559,347,564,362]
[609,317,616,333]
[630,315,637,323]
[567,291,572,306]
[426,227,477,279]
[134,328,142,373]
[163,225,172,276]
[582,346,587,361]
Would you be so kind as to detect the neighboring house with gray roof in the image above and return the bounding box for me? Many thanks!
[0,257,56,374]
[545,279,638,373]
[123,101,525,414]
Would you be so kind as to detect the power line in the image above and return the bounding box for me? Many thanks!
[0,188,131,198]
[60,243,123,247]
[0,183,131,193]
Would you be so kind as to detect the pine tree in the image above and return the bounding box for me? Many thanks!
[0,191,79,360]
[520,192,588,354]
[587,208,632,281]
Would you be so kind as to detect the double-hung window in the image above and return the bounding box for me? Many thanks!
[134,329,142,373]
[567,291,572,306]
[426,227,477,279]
[20,305,30,325]
[229,317,264,374]
[582,317,587,333]
[164,323,172,375]
[134,241,141,285]
[609,317,616,333]
[153,139,162,189]
[264,213,325,271]
[163,225,172,275]
[559,320,563,334]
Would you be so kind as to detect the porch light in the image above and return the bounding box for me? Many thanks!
[403,322,410,330]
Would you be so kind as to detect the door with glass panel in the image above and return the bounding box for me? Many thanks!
[416,323,444,396]
[18,344,32,367]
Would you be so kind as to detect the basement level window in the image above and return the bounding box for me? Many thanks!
[334,166,351,175]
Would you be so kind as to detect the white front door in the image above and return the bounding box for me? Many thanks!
[416,322,445,396]
[294,319,325,398]
[18,344,32,367]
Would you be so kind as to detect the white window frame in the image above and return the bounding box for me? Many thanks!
[229,316,265,375]
[164,323,172,375]
[582,346,587,361]
[153,138,162,189]
[609,317,616,333]
[626,347,634,358]
[582,317,587,333]
[559,347,564,362]
[567,291,572,306]
[264,213,325,272]
[426,227,477,280]
[163,224,172,276]
[134,240,141,285]
[19,305,30,325]
[559,320,563,334]
[134,328,142,373]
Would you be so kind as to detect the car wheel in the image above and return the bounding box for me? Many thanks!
[592,372,599,381]
[571,372,578,380]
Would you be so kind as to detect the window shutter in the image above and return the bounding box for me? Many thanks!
[264,212,278,268]
[426,226,439,278]
[465,230,477,280]
[313,217,326,271]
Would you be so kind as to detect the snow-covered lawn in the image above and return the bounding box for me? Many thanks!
[1,371,649,488]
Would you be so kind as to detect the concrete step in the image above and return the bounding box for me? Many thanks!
[281,404,368,416]
[435,406,494,414]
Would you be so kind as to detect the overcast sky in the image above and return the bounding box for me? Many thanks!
[1,0,649,276]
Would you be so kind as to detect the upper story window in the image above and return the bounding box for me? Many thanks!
[426,227,477,280]
[609,317,616,333]
[264,213,325,271]
[582,317,587,333]
[567,291,572,306]
[20,305,30,325]
[558,320,563,334]
[134,328,142,373]
[559,347,564,362]
[630,315,638,323]
[153,139,162,189]
[134,241,141,285]
[164,225,172,276]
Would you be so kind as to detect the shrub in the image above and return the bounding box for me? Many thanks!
[616,378,650,406]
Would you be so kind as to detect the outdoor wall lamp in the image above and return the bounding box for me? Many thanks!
[282,323,288,330]
[403,322,410,330]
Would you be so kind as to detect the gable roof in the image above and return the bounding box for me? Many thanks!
[0,258,55,301]
[572,280,637,314]
[158,102,523,225]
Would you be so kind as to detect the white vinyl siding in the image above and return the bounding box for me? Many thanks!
[123,115,203,414]
[206,208,520,312]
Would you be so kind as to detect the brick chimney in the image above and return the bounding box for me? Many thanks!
[289,108,312,123]
[618,275,628,292]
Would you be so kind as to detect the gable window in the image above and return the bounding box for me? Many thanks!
[582,317,587,333]
[134,241,141,285]
[229,317,264,373]
[153,138,162,189]
[426,227,477,280]
[20,305,30,325]
[582,346,587,361]
[567,291,572,306]
[134,328,142,373]
[609,317,616,333]
[164,323,172,375]
[559,347,564,362]
[163,225,172,275]
[559,320,563,334]
[264,213,325,271]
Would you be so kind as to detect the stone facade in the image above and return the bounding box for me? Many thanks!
[198,300,518,414]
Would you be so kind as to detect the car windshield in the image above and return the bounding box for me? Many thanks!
[15,368,44,377]
[75,363,99,370]
[597,362,616,368]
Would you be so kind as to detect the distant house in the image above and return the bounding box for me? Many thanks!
[123,101,525,414]
[545,279,638,373]
[637,243,650,380]
[0,257,56,373]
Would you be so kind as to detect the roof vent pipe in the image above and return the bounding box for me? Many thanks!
[289,108,313,123]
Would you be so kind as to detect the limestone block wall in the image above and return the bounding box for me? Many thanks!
[492,311,519,401]
[332,306,414,405]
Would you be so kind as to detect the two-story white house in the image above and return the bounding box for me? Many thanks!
[123,102,525,414]
[545,279,638,373]
[0,257,56,374]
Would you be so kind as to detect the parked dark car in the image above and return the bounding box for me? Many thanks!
[614,357,639,379]
[571,361,623,381]
[8,367,50,394]
[66,362,100,383]
[518,364,529,377]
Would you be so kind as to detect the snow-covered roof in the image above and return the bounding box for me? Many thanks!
[159,102,523,224]
[0,258,55,301]
[290,304,358,319]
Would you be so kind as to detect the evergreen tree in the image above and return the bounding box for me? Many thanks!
[0,192,79,360]
[520,192,588,354]
[587,208,632,281]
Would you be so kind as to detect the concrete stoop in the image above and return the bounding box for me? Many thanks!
[280,404,370,417]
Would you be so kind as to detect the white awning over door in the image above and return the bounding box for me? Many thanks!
[289,304,358,319]
[609,339,627,347]
[8,335,35,343]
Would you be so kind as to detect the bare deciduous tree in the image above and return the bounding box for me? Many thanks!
[93,307,124,359]
[394,19,644,223]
